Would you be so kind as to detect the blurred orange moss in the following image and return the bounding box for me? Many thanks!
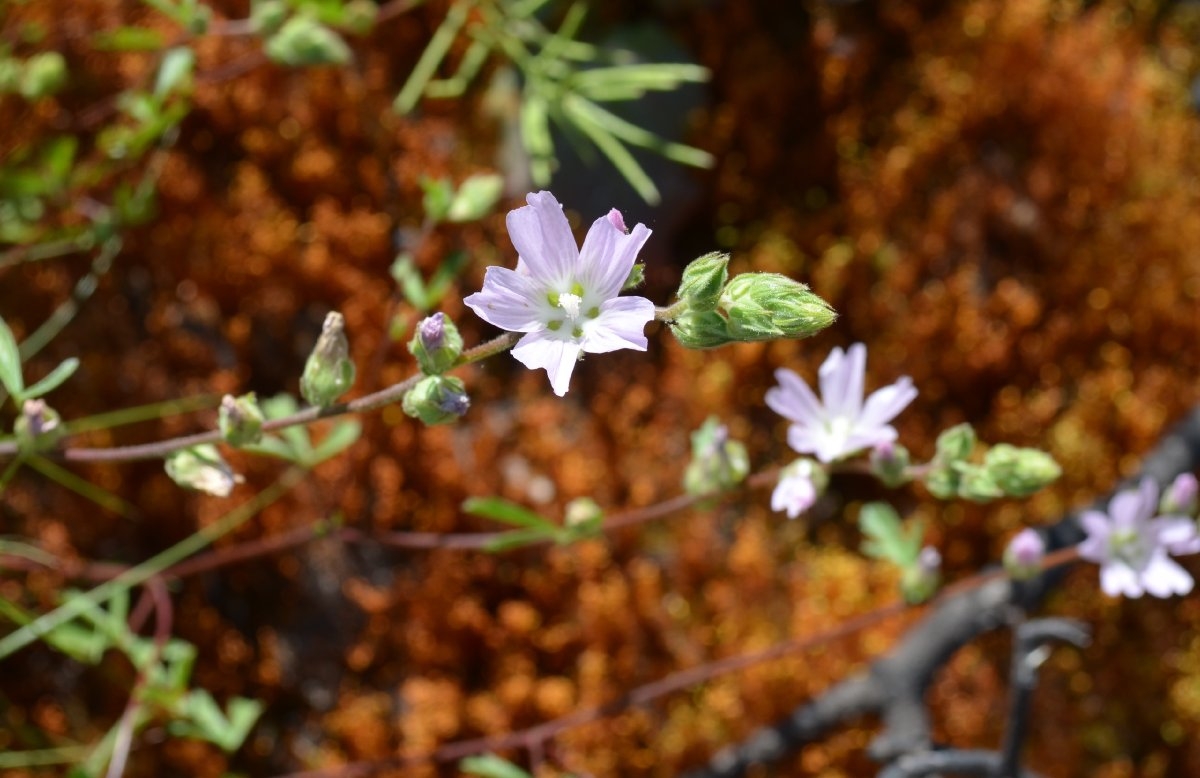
[2,0,1200,776]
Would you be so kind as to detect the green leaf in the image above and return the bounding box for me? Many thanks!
[21,356,78,399]
[446,173,504,222]
[463,496,557,531]
[858,502,923,567]
[154,47,195,98]
[422,250,470,309]
[560,95,658,204]
[0,315,25,398]
[460,754,534,778]
[92,26,169,51]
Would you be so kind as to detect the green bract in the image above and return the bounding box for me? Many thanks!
[300,312,356,408]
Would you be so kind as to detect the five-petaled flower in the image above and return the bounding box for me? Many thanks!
[766,343,917,463]
[1078,478,1200,598]
[464,191,655,396]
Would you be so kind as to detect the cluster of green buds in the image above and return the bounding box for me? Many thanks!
[263,14,353,67]
[402,313,470,426]
[924,423,1061,502]
[668,253,836,349]
[301,312,356,408]
[0,52,68,101]
[682,417,749,498]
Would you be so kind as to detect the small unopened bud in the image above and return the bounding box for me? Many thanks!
[164,444,242,497]
[564,497,603,531]
[265,16,352,67]
[901,546,942,604]
[301,311,356,408]
[622,263,645,291]
[718,273,836,343]
[14,399,64,453]
[1161,472,1199,516]
[1003,528,1046,581]
[669,309,735,350]
[683,417,749,497]
[984,444,1062,498]
[935,423,976,463]
[19,52,67,100]
[402,375,470,425]
[675,252,729,309]
[408,312,463,375]
[218,393,265,447]
[870,441,911,488]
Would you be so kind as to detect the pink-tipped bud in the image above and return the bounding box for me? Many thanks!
[607,208,628,233]
[1003,528,1046,580]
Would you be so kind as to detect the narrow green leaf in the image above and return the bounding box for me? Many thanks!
[91,26,168,52]
[21,356,78,399]
[155,46,196,98]
[0,315,25,398]
[463,496,557,530]
[561,97,659,204]
[482,528,555,553]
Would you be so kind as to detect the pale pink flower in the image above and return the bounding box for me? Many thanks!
[464,192,654,396]
[1078,478,1200,598]
[766,343,917,463]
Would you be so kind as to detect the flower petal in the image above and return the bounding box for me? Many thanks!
[464,266,551,332]
[1100,561,1143,598]
[819,343,865,419]
[1140,552,1194,598]
[1108,489,1148,530]
[1155,516,1200,555]
[1077,510,1112,562]
[511,330,583,397]
[787,424,843,463]
[578,216,652,299]
[506,191,578,288]
[581,296,654,354]
[857,376,918,432]
[766,368,824,427]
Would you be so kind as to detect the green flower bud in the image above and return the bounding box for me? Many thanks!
[957,464,1004,502]
[669,309,735,350]
[402,375,470,426]
[718,273,836,343]
[869,441,911,488]
[408,312,463,375]
[265,16,352,67]
[622,263,645,291]
[19,52,67,100]
[250,0,289,34]
[301,311,356,408]
[983,444,1062,498]
[934,423,976,463]
[1161,473,1199,516]
[683,417,749,497]
[165,444,242,497]
[676,252,729,308]
[923,463,960,500]
[900,546,941,604]
[218,393,265,447]
[1003,528,1045,581]
[14,399,64,454]
[564,497,603,535]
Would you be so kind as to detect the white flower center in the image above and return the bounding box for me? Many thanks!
[1111,528,1150,569]
[558,292,583,320]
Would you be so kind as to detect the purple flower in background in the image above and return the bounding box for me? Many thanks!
[464,192,654,396]
[1078,478,1200,598]
[766,343,918,463]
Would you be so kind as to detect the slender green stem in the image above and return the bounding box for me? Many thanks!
[655,300,687,322]
[0,333,521,463]
[0,468,303,660]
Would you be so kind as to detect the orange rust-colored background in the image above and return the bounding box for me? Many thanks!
[3,0,1200,776]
